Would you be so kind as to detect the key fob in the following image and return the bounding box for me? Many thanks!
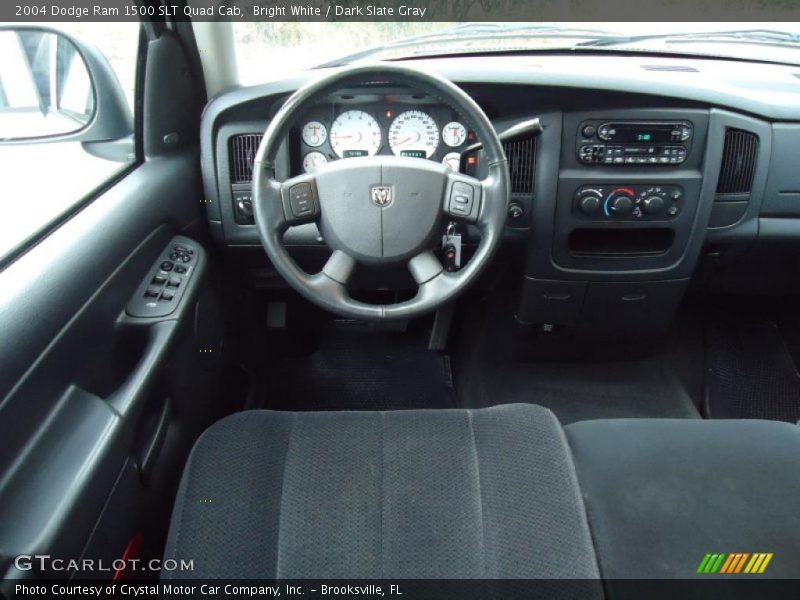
[442,234,462,271]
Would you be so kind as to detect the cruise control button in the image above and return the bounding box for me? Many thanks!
[289,182,316,218]
[449,181,475,217]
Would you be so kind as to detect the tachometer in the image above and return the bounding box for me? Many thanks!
[388,110,439,158]
[442,121,467,147]
[303,151,328,173]
[302,121,327,147]
[329,110,381,158]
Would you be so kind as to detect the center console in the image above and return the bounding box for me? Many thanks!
[519,108,713,339]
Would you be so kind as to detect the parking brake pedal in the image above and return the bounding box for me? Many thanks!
[428,303,455,352]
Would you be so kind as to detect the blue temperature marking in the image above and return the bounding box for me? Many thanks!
[603,193,614,217]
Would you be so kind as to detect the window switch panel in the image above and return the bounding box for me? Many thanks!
[126,236,202,319]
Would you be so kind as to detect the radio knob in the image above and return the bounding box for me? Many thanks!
[578,195,601,215]
[642,196,665,215]
[610,195,633,215]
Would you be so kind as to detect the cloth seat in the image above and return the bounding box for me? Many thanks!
[566,418,800,581]
[163,404,601,582]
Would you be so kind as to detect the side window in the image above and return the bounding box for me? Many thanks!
[0,23,140,262]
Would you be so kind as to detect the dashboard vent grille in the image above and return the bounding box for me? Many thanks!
[717,129,758,195]
[229,134,263,184]
[503,137,536,195]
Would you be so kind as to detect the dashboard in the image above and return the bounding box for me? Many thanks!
[200,53,800,338]
[290,91,472,176]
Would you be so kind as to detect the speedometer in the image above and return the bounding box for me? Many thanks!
[388,110,439,158]
[329,110,382,158]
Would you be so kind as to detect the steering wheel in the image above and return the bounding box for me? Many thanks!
[252,63,510,321]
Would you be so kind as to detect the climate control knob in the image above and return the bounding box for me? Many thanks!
[609,195,633,215]
[642,196,665,215]
[578,195,601,215]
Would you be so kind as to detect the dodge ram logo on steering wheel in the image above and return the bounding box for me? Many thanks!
[371,185,393,207]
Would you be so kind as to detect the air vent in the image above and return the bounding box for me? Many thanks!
[229,134,263,184]
[641,64,699,73]
[503,137,536,195]
[716,129,758,196]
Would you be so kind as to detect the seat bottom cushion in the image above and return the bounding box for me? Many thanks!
[163,404,600,583]
[566,418,800,580]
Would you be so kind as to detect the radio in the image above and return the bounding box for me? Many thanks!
[574,184,684,221]
[577,120,693,166]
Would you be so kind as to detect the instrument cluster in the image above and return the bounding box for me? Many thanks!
[293,99,472,175]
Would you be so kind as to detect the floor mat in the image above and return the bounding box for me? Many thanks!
[457,358,701,425]
[453,300,703,424]
[705,317,800,422]
[262,323,457,411]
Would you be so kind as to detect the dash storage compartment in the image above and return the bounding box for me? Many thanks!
[568,228,675,257]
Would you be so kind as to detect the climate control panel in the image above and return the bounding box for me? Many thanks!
[574,184,683,221]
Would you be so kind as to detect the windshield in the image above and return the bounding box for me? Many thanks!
[234,21,800,84]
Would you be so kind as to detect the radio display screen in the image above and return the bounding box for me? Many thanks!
[607,124,677,143]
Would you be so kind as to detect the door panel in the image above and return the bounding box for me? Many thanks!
[0,20,222,585]
[0,154,200,401]
[0,153,221,583]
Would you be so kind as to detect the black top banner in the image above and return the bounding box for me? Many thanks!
[4,0,800,22]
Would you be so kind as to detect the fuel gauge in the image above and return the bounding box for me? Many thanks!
[303,151,328,173]
[442,152,461,171]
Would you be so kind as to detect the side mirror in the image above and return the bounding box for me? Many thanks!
[0,25,134,162]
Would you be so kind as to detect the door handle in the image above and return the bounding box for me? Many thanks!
[107,320,177,416]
